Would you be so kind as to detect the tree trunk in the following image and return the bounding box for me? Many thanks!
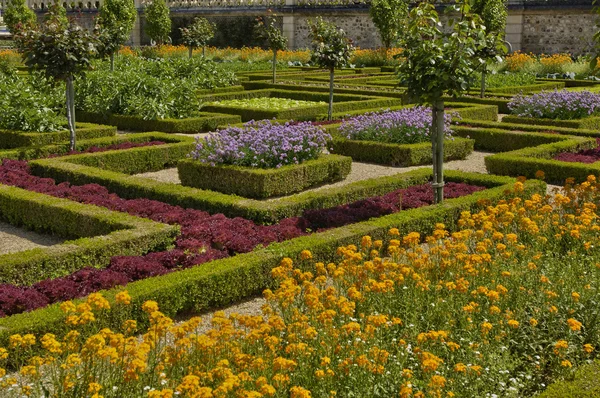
[66,75,76,151]
[480,66,486,98]
[189,46,193,59]
[272,50,277,84]
[110,52,115,72]
[202,46,206,57]
[431,100,445,204]
[328,68,334,121]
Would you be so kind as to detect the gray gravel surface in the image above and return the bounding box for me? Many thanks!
[0,222,64,255]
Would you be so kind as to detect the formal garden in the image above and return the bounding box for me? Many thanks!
[1,0,600,396]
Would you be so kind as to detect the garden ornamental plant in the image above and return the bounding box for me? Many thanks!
[2,0,36,34]
[190,119,331,168]
[96,0,137,71]
[144,0,171,45]
[339,107,452,144]
[255,13,288,83]
[508,90,600,120]
[180,17,215,58]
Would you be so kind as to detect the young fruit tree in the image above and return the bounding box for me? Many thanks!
[180,17,215,58]
[96,0,137,71]
[308,17,354,121]
[255,14,287,84]
[15,6,97,151]
[3,0,37,34]
[369,0,408,58]
[145,0,171,45]
[471,0,508,97]
[397,0,488,203]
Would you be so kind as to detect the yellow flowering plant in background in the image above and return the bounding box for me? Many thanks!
[1,177,600,397]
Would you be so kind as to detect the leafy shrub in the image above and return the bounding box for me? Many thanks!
[76,57,237,120]
[0,72,65,132]
[190,120,331,168]
[508,90,600,120]
[476,71,536,88]
[339,107,452,144]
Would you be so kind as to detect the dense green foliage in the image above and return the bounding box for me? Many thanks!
[76,57,237,120]
[96,0,137,65]
[144,0,171,45]
[369,0,408,50]
[180,17,215,56]
[3,0,36,34]
[308,17,354,71]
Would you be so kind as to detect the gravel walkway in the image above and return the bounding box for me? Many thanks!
[134,151,491,198]
[0,222,64,255]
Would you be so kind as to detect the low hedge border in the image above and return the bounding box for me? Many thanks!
[0,171,546,366]
[76,112,241,134]
[448,96,512,114]
[465,81,566,95]
[241,81,406,99]
[328,103,498,122]
[177,154,352,199]
[539,361,600,398]
[452,124,570,152]
[537,78,600,88]
[0,132,187,161]
[201,89,402,122]
[0,184,179,286]
[502,115,600,130]
[0,123,116,150]
[484,136,600,184]
[330,137,474,166]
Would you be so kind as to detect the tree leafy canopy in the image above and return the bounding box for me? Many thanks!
[255,14,287,53]
[145,0,171,45]
[369,0,408,50]
[96,0,137,58]
[308,16,354,70]
[180,17,215,49]
[3,0,37,34]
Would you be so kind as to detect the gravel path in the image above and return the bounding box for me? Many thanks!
[134,151,491,198]
[0,222,64,255]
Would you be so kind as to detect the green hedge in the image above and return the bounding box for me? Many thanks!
[448,96,512,114]
[0,184,179,286]
[466,81,565,95]
[76,111,241,134]
[456,119,600,138]
[0,132,186,161]
[485,136,600,184]
[241,81,406,99]
[452,125,567,152]
[537,78,600,88]
[0,171,546,368]
[0,123,116,149]
[178,155,352,199]
[539,361,600,398]
[330,137,474,166]
[502,115,600,130]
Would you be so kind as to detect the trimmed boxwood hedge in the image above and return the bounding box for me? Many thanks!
[457,119,600,138]
[0,184,179,286]
[539,361,600,398]
[502,115,600,130]
[0,132,185,161]
[0,171,546,368]
[330,137,474,166]
[178,155,352,199]
[241,81,406,99]
[448,96,512,114]
[452,124,568,152]
[465,81,565,95]
[485,136,600,184]
[76,111,241,134]
[0,123,116,149]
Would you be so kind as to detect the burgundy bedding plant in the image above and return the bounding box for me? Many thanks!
[338,106,453,144]
[508,89,600,120]
[190,119,331,169]
[0,159,484,317]
[553,138,600,164]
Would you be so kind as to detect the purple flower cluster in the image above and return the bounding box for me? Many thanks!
[339,107,453,144]
[190,120,331,169]
[508,90,600,120]
[0,159,483,317]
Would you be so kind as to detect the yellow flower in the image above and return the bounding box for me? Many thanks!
[584,344,594,354]
[142,300,159,314]
[507,320,520,329]
[116,291,132,305]
[290,386,311,398]
[300,250,312,260]
[60,301,76,314]
[88,382,102,394]
[481,322,493,335]
[529,318,538,327]
[567,318,582,332]
[429,375,446,388]
[389,228,400,236]
[561,360,573,368]
[87,293,110,310]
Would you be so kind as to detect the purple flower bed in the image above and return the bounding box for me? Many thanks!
[0,159,483,317]
[553,138,600,164]
[338,107,452,144]
[190,120,331,169]
[508,90,600,120]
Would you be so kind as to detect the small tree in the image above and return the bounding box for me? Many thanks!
[308,17,354,121]
[3,0,37,34]
[15,6,97,151]
[472,0,508,97]
[96,0,137,71]
[180,17,215,58]
[397,0,488,203]
[45,1,68,26]
[255,14,287,83]
[144,0,171,45]
[369,0,408,58]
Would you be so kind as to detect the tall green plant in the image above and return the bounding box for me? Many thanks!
[144,0,171,45]
[308,17,354,121]
[180,17,215,58]
[96,0,137,71]
[255,14,287,83]
[3,0,37,34]
[15,5,97,150]
[472,0,508,97]
[369,0,408,56]
[397,0,488,203]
